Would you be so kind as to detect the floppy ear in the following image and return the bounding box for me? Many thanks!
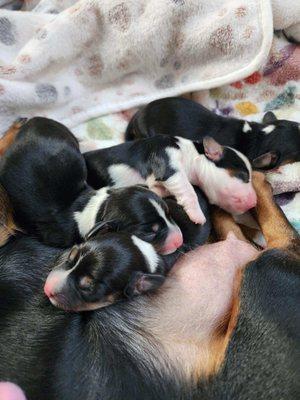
[252,151,279,169]
[203,136,224,161]
[263,111,277,124]
[85,220,120,241]
[124,272,165,298]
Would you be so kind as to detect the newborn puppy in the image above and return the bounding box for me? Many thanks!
[84,185,183,255]
[0,117,182,253]
[125,97,300,169]
[44,232,166,312]
[84,135,257,224]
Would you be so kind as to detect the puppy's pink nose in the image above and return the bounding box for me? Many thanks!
[44,271,64,298]
[0,382,27,400]
[245,191,257,209]
[160,228,183,255]
[44,281,54,298]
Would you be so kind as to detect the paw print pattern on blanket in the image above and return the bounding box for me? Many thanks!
[0,0,271,132]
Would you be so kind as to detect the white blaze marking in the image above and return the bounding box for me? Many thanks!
[228,146,252,178]
[131,235,159,273]
[74,187,109,237]
[243,122,252,133]
[46,255,82,295]
[149,199,174,229]
[262,125,276,134]
[108,164,145,187]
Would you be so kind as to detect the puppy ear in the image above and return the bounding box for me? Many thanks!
[85,220,119,241]
[124,272,165,298]
[263,111,277,124]
[203,136,224,161]
[252,151,279,169]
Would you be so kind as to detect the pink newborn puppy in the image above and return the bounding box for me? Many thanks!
[0,383,26,400]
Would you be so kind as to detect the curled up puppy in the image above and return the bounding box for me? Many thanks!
[44,231,166,312]
[0,117,182,253]
[84,135,257,225]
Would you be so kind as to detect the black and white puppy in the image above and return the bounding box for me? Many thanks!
[84,135,257,225]
[44,232,166,311]
[125,97,300,169]
[0,117,182,253]
[76,185,183,255]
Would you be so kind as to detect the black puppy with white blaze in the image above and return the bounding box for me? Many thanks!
[0,117,182,253]
[44,232,166,311]
[75,185,183,255]
[84,135,257,225]
[125,97,300,169]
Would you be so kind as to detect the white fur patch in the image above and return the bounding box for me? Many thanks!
[173,137,200,177]
[242,122,252,133]
[149,199,174,229]
[108,164,145,187]
[262,125,276,134]
[131,235,159,273]
[74,187,109,237]
[228,146,252,178]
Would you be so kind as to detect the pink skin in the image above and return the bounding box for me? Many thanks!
[44,269,67,299]
[0,383,26,400]
[146,232,259,368]
[159,226,183,255]
[218,183,257,215]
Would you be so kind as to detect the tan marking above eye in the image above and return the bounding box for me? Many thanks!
[68,246,80,262]
[152,223,160,232]
[78,275,93,290]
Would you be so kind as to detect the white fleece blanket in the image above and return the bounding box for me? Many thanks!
[0,0,275,133]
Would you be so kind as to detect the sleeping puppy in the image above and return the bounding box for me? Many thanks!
[44,232,166,311]
[84,135,257,225]
[125,97,300,169]
[45,186,212,312]
[79,185,183,255]
[0,117,182,253]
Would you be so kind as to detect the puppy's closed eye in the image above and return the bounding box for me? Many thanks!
[78,275,94,291]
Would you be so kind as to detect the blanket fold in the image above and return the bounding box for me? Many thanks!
[0,0,274,132]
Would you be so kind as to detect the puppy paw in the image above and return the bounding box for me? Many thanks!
[185,207,206,225]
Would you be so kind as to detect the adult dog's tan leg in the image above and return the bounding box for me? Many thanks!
[251,171,299,250]
[212,207,248,242]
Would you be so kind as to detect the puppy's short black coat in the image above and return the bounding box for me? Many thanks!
[0,118,182,252]
[44,232,167,312]
[0,117,87,247]
[125,97,300,169]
